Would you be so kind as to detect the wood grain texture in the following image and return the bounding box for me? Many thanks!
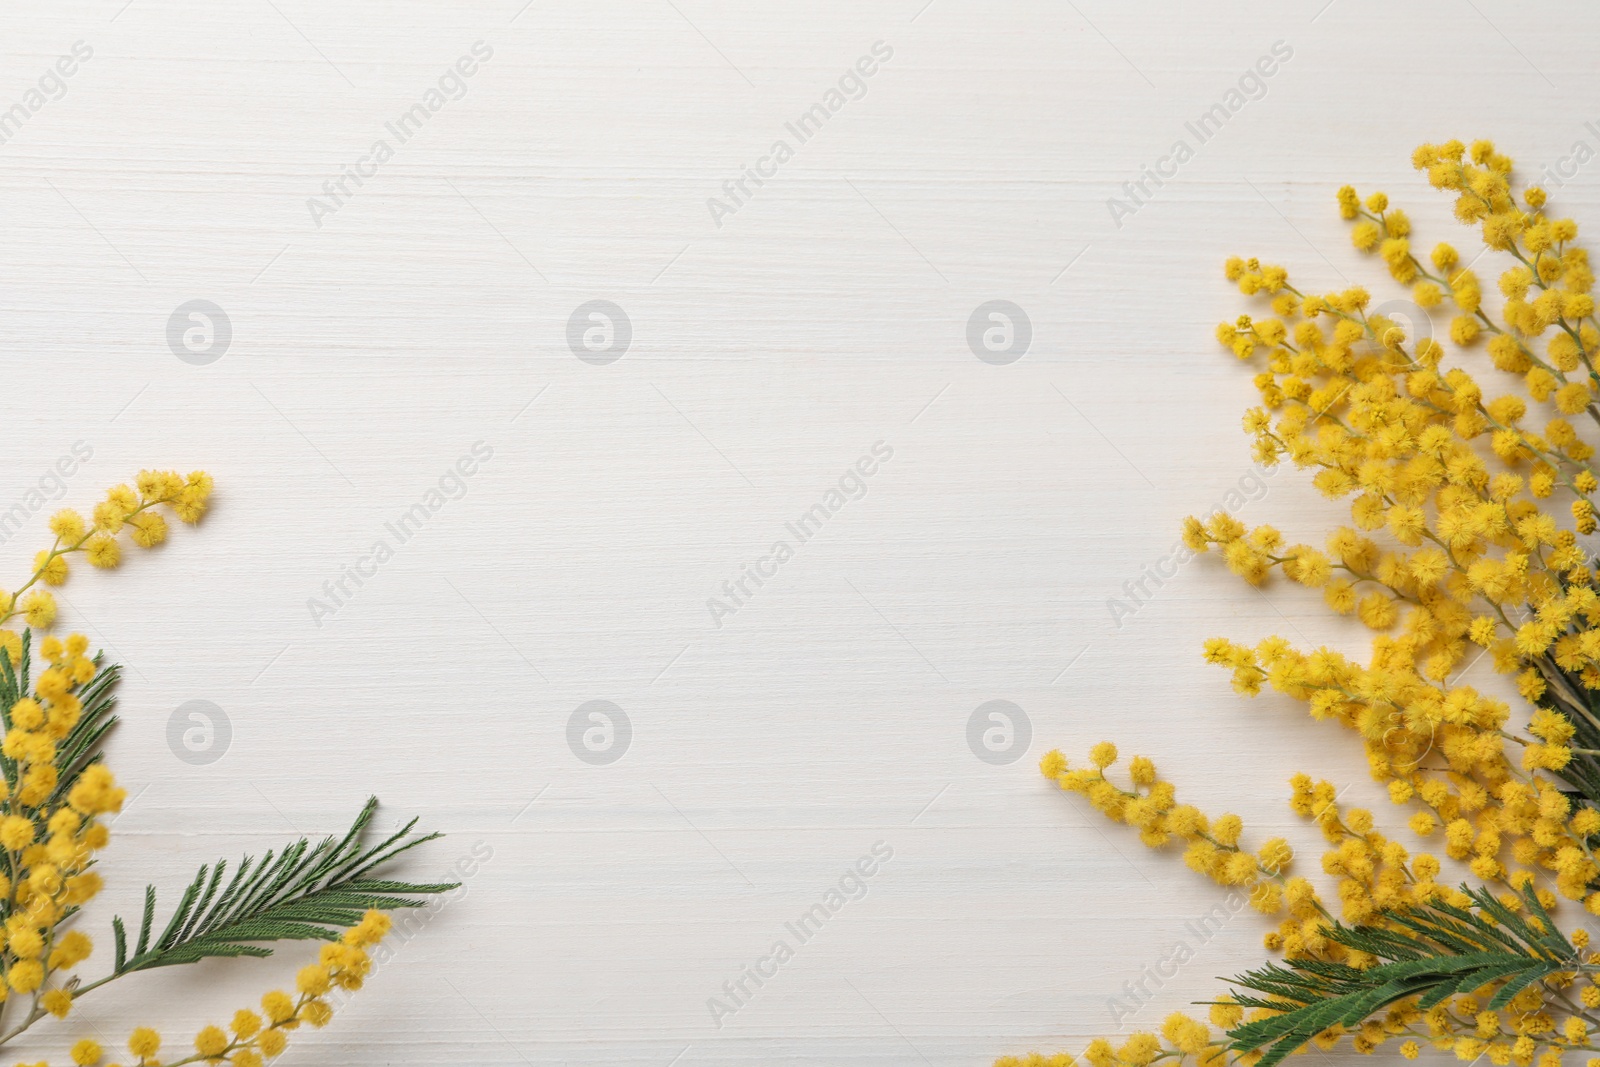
[0,0,1592,1062]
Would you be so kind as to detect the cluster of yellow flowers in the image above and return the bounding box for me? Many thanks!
[0,634,122,1001]
[1000,141,1600,1067]
[0,469,212,653]
[1041,746,1294,911]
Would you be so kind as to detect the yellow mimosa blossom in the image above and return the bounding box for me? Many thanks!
[1003,141,1600,1067]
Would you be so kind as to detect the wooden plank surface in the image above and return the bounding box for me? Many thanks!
[0,0,1588,1062]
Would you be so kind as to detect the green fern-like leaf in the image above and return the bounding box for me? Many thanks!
[0,629,35,793]
[1225,883,1578,1067]
[105,797,456,976]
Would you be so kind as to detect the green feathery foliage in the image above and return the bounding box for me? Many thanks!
[108,797,456,976]
[1533,649,1600,805]
[1224,883,1582,1067]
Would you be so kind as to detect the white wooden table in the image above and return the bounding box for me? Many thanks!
[0,1,1585,1062]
